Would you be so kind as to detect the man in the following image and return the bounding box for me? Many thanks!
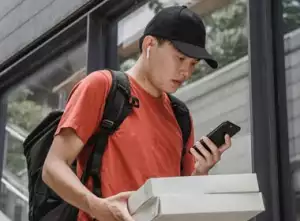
[42,5,231,221]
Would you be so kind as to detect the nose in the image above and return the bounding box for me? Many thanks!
[180,70,191,80]
[180,63,193,79]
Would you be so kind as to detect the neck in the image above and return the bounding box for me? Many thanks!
[126,57,162,98]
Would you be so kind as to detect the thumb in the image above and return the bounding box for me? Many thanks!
[115,191,134,201]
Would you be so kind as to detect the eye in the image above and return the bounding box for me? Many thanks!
[178,56,185,61]
[192,60,200,66]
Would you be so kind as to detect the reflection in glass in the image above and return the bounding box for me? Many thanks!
[282,0,300,219]
[282,0,300,34]
[2,42,86,221]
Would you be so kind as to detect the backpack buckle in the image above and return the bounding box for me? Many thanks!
[130,96,140,108]
[101,119,115,131]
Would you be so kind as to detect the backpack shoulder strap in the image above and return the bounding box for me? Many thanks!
[81,70,138,197]
[167,94,192,174]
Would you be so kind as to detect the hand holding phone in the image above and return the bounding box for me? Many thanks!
[192,121,241,154]
[189,121,241,175]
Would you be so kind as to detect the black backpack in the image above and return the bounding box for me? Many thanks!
[23,70,192,221]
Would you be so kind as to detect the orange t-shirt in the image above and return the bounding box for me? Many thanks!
[55,70,195,221]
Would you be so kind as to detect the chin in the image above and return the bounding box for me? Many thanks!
[164,87,178,94]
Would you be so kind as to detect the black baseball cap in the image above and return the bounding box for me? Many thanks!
[139,5,218,69]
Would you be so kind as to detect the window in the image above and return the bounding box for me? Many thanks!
[117,0,252,175]
[282,0,300,219]
[2,41,86,221]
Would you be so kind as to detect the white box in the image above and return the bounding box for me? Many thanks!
[128,173,265,221]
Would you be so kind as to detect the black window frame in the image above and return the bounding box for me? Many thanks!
[248,0,296,220]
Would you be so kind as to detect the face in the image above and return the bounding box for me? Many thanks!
[143,37,199,94]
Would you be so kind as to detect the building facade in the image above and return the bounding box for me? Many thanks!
[0,0,298,220]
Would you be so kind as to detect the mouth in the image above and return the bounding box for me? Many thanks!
[172,80,183,86]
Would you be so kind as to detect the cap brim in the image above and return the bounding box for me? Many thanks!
[171,40,218,69]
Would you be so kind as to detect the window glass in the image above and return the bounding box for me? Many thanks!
[282,0,300,219]
[2,41,86,221]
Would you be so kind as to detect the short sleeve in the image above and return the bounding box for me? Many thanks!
[182,115,196,176]
[55,70,112,144]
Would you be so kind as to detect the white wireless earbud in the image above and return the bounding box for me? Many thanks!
[146,46,151,59]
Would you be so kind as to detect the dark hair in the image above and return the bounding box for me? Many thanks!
[139,36,168,53]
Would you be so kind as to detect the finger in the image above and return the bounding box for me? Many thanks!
[202,137,221,162]
[118,191,134,198]
[190,147,206,164]
[219,134,231,153]
[120,207,135,221]
[194,141,214,165]
[117,191,134,201]
[225,134,232,146]
[110,191,134,203]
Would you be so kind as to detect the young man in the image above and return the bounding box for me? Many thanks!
[42,5,231,221]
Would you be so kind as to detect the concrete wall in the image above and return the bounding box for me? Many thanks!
[0,0,91,65]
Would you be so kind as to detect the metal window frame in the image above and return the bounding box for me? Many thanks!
[0,96,7,189]
[248,0,296,220]
[86,0,148,73]
[0,17,87,95]
[0,0,106,74]
[86,12,119,72]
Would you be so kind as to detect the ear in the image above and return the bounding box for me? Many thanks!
[142,35,157,53]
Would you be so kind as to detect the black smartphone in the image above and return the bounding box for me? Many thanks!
[192,121,241,154]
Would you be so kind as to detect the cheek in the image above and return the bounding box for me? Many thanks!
[161,57,178,75]
[156,58,176,81]
[149,53,178,87]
